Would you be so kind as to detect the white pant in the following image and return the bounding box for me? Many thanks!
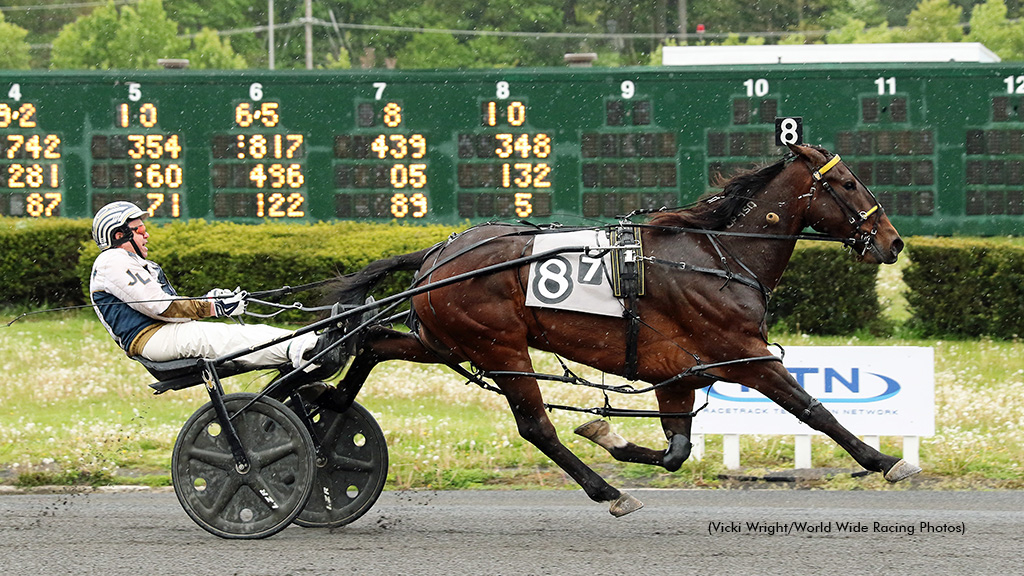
[141,321,318,370]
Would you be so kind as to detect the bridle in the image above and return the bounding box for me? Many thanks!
[805,153,884,256]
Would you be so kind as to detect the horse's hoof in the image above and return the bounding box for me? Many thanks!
[609,492,644,517]
[574,419,609,441]
[883,459,922,483]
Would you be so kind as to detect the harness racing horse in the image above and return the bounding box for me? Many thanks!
[328,143,917,516]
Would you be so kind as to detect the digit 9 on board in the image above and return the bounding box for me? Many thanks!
[579,88,678,219]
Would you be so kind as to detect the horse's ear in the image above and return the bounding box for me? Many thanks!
[786,142,812,157]
[786,143,824,164]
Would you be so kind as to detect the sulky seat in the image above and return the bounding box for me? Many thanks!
[132,355,276,394]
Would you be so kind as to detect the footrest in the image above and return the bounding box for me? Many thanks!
[131,356,274,394]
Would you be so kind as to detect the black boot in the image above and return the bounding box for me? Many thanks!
[303,331,345,369]
[303,304,349,372]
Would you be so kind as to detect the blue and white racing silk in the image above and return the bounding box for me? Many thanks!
[89,249,205,355]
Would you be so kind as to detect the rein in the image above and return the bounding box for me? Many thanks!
[633,222,860,247]
[3,296,219,327]
[4,277,341,327]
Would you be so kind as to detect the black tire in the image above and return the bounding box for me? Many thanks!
[171,393,316,539]
[294,401,389,528]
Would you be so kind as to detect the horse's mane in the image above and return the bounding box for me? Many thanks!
[647,154,793,231]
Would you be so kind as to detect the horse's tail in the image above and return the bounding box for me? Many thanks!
[329,245,438,305]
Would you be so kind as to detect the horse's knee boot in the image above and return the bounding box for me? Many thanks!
[663,434,692,472]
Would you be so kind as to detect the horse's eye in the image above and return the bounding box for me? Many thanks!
[843,180,857,191]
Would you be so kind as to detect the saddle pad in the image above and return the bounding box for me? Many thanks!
[525,230,624,317]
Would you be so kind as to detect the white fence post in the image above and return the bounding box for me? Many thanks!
[691,433,704,461]
[794,435,812,468]
[903,436,920,466]
[723,434,741,469]
[863,435,880,450]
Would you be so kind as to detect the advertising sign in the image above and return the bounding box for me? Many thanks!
[692,347,934,436]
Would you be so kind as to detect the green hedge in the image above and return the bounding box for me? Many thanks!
[904,237,1024,339]
[8,218,1021,339]
[0,217,92,307]
[767,244,884,335]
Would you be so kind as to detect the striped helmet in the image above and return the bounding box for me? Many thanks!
[92,201,147,250]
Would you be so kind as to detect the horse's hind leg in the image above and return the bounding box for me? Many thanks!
[575,386,695,472]
[496,373,643,517]
[737,362,921,482]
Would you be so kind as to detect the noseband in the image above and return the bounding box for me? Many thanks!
[806,154,884,255]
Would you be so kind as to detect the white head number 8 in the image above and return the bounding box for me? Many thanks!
[775,116,802,146]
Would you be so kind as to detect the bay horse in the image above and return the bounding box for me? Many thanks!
[325,143,917,516]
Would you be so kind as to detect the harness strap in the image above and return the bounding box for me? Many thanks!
[645,256,771,299]
[610,226,644,381]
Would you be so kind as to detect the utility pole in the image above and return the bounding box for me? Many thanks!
[678,0,687,44]
[268,0,275,70]
[305,0,313,70]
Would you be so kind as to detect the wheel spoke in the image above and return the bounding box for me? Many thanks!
[318,411,345,442]
[183,447,237,470]
[247,476,285,512]
[330,455,377,473]
[197,476,242,518]
[254,439,302,467]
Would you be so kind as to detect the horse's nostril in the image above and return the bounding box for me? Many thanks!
[892,237,905,255]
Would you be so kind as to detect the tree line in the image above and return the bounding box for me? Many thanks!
[2,0,1024,70]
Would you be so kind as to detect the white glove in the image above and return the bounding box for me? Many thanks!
[211,288,247,318]
[205,288,234,298]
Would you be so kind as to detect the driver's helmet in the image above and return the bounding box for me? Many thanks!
[92,201,147,250]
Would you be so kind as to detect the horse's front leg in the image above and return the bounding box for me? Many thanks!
[575,385,695,472]
[734,361,921,482]
[496,374,643,517]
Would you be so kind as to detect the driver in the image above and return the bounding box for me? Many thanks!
[89,201,341,372]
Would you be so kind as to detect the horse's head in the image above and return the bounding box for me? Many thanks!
[788,143,904,264]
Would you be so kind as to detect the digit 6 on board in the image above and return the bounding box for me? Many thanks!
[774,116,803,146]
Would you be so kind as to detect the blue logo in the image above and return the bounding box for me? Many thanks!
[704,367,902,404]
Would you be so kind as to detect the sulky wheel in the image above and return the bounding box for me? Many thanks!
[294,401,389,528]
[171,393,316,539]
